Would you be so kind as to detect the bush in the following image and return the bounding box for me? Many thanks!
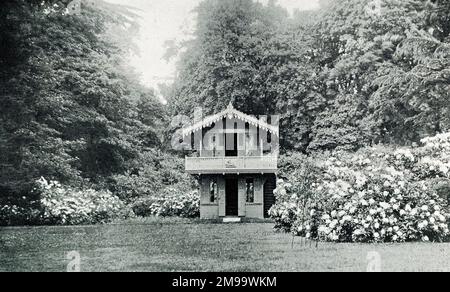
[0,204,41,226]
[132,188,199,218]
[37,178,135,225]
[0,194,42,226]
[109,151,197,203]
[271,132,450,243]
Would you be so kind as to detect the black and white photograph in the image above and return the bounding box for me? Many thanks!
[0,0,449,276]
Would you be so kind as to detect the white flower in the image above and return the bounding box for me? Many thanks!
[318,226,327,233]
[422,236,430,242]
[369,199,376,205]
[380,202,390,209]
[374,222,380,230]
[422,205,429,212]
[354,229,363,236]
[338,210,347,217]
[430,217,436,224]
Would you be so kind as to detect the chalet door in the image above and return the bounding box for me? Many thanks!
[263,174,277,218]
[225,178,238,216]
[225,132,238,156]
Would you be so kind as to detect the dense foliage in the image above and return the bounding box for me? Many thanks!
[270,132,450,242]
[132,190,200,218]
[0,0,166,198]
[1,0,449,227]
[37,177,134,225]
[0,1,199,225]
[169,0,450,152]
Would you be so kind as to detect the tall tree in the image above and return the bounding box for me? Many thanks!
[169,0,289,116]
[0,0,164,197]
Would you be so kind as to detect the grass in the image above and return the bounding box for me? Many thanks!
[1,220,450,272]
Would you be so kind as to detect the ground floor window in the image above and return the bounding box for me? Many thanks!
[210,178,218,203]
[246,178,254,203]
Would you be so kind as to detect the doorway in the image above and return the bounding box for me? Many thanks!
[225,178,238,216]
[225,123,238,157]
[263,174,276,218]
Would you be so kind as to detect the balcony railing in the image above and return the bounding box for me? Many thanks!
[185,156,278,174]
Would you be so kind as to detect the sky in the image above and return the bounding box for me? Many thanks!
[104,0,320,93]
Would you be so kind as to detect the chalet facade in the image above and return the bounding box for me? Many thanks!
[183,103,278,220]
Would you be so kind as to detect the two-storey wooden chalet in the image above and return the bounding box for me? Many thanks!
[183,103,278,221]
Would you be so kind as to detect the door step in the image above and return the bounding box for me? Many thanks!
[222,217,241,223]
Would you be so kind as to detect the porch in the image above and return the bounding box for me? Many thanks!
[185,156,278,174]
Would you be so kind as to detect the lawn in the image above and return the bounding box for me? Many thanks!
[1,219,449,272]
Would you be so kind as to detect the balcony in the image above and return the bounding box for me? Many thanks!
[185,156,278,174]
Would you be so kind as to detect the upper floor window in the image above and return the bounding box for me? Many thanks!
[246,178,254,203]
[212,135,217,157]
[210,179,218,203]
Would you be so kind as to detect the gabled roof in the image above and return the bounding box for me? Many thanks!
[182,103,279,137]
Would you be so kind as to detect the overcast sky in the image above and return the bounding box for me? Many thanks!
[105,0,319,92]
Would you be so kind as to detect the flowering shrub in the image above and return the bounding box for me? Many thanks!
[132,189,200,218]
[37,178,134,225]
[271,132,450,243]
[0,193,42,226]
[416,133,450,179]
[0,204,41,226]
